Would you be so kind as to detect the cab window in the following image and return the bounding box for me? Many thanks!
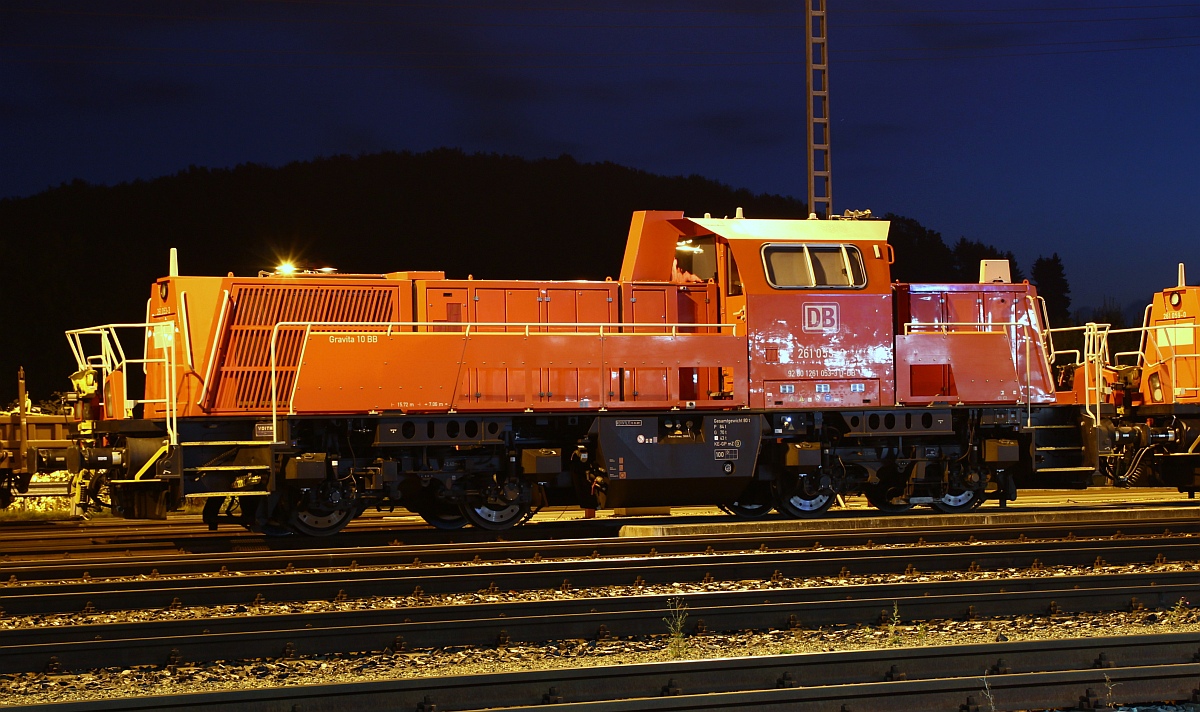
[763,244,866,289]
[673,236,716,283]
[726,247,743,296]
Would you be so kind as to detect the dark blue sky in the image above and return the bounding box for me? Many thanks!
[3,1,1199,314]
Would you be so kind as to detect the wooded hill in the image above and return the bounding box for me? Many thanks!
[0,149,1066,403]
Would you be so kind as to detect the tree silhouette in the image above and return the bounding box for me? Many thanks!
[1031,253,1072,326]
[949,237,1026,283]
[0,149,1034,402]
[884,214,954,283]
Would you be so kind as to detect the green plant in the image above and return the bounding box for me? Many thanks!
[1164,597,1190,626]
[663,597,689,659]
[887,602,902,646]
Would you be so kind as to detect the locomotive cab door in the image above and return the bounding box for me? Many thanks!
[717,241,745,397]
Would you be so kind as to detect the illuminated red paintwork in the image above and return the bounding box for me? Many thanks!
[127,209,1062,422]
[894,283,1056,405]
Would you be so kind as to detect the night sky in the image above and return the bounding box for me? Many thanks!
[3,1,1199,313]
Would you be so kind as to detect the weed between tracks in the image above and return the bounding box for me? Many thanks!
[663,597,689,659]
[1164,596,1190,626]
[886,602,901,646]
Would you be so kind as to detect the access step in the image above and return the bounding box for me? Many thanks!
[1035,466,1097,473]
[181,441,273,447]
[183,464,272,472]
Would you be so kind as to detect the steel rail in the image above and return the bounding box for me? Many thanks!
[5,517,1198,583]
[9,633,1200,710]
[5,533,1200,617]
[4,501,1198,559]
[4,571,1199,675]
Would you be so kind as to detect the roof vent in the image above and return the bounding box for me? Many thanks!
[734,207,744,219]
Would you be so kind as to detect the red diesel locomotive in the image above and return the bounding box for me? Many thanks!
[18,210,1200,534]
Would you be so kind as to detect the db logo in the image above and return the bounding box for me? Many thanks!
[803,303,839,333]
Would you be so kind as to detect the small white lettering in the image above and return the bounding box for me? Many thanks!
[328,334,378,344]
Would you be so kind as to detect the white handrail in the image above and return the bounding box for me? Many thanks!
[196,290,231,407]
[903,317,1045,423]
[64,322,180,444]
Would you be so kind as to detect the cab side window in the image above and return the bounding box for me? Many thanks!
[673,236,717,283]
[763,244,866,289]
[764,247,812,286]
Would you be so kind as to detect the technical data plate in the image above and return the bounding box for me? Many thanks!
[596,414,763,507]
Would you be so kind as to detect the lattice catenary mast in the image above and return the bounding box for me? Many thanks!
[806,0,832,218]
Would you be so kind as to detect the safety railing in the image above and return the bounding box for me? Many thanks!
[901,317,1044,425]
[1044,322,1110,426]
[1107,317,1200,402]
[1051,309,1200,407]
[1035,295,1059,365]
[268,320,741,442]
[1111,305,1153,367]
[66,322,179,445]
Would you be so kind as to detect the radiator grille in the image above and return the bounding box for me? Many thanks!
[210,284,397,411]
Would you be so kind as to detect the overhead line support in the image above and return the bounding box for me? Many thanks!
[806,0,832,218]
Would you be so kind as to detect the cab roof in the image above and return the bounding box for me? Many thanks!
[673,216,891,243]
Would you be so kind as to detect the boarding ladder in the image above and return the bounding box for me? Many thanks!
[1034,321,1110,479]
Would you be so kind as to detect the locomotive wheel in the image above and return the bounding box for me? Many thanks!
[930,487,985,513]
[720,501,775,518]
[459,475,530,531]
[287,507,353,536]
[413,481,468,530]
[721,481,775,519]
[418,503,468,530]
[772,477,834,518]
[864,485,913,514]
[460,498,529,530]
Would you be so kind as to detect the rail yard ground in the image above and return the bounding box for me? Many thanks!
[4,491,1200,710]
[4,483,1196,528]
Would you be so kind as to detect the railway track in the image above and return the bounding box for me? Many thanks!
[6,514,1199,582]
[5,569,1200,674]
[10,633,1200,711]
[6,509,1200,708]
[2,492,1195,559]
[3,521,1199,616]
[0,512,636,559]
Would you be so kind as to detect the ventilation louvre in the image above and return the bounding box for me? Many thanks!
[208,284,397,411]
